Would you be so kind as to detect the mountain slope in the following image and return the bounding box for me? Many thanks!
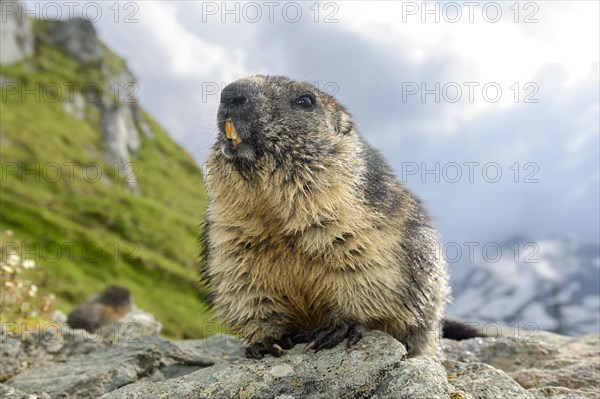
[0,16,215,338]
[447,237,600,336]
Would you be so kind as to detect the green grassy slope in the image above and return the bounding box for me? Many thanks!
[0,21,218,338]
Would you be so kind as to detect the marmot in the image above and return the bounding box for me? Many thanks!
[66,286,133,332]
[202,75,464,358]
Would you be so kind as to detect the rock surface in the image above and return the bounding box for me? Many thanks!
[1,315,598,399]
[0,0,34,65]
[1,2,148,193]
[49,18,145,193]
[102,331,408,399]
[44,18,102,64]
[442,331,600,397]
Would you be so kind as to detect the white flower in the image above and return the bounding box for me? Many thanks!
[22,259,35,269]
[7,254,20,267]
[1,264,14,274]
[28,284,38,297]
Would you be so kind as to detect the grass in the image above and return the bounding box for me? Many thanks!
[0,20,220,339]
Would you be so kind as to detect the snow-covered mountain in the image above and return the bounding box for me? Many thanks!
[446,237,600,336]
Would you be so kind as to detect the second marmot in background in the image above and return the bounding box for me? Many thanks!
[202,75,458,359]
[67,286,133,332]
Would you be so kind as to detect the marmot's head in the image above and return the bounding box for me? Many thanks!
[215,75,356,173]
[96,286,132,308]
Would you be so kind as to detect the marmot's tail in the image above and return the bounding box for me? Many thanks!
[442,317,488,340]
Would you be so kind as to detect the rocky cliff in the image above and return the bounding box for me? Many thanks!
[1,1,144,192]
[0,1,34,65]
[0,4,212,338]
[1,313,598,399]
[1,2,178,195]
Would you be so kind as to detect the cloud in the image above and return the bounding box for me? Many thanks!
[22,1,599,246]
[393,66,599,245]
[339,1,599,87]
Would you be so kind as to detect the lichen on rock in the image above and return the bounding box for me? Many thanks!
[2,320,598,399]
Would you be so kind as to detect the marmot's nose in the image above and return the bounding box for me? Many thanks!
[220,85,248,108]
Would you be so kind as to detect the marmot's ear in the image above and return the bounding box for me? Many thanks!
[336,111,355,135]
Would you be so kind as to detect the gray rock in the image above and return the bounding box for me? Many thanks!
[100,99,138,161]
[97,68,147,194]
[146,335,244,382]
[528,387,600,399]
[5,336,166,398]
[0,324,107,381]
[4,321,598,399]
[132,104,153,138]
[99,98,140,194]
[0,384,50,399]
[442,331,568,372]
[172,334,246,365]
[1,312,221,398]
[37,16,149,193]
[0,329,27,380]
[62,92,86,120]
[443,332,600,399]
[377,356,451,399]
[101,331,408,399]
[105,68,138,105]
[0,1,34,65]
[0,310,161,382]
[512,363,600,392]
[45,18,102,64]
[444,360,535,399]
[99,309,163,342]
[51,310,67,324]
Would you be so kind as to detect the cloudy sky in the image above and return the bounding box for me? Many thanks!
[26,1,600,248]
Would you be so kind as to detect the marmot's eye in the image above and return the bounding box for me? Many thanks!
[295,93,316,109]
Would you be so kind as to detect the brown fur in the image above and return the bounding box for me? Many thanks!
[202,75,449,357]
[66,286,133,332]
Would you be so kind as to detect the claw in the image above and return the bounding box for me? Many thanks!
[295,321,366,353]
[278,334,295,350]
[347,323,365,347]
[303,341,316,352]
[245,344,266,359]
[246,337,292,359]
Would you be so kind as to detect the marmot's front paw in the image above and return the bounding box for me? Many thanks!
[294,321,366,352]
[245,335,294,359]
